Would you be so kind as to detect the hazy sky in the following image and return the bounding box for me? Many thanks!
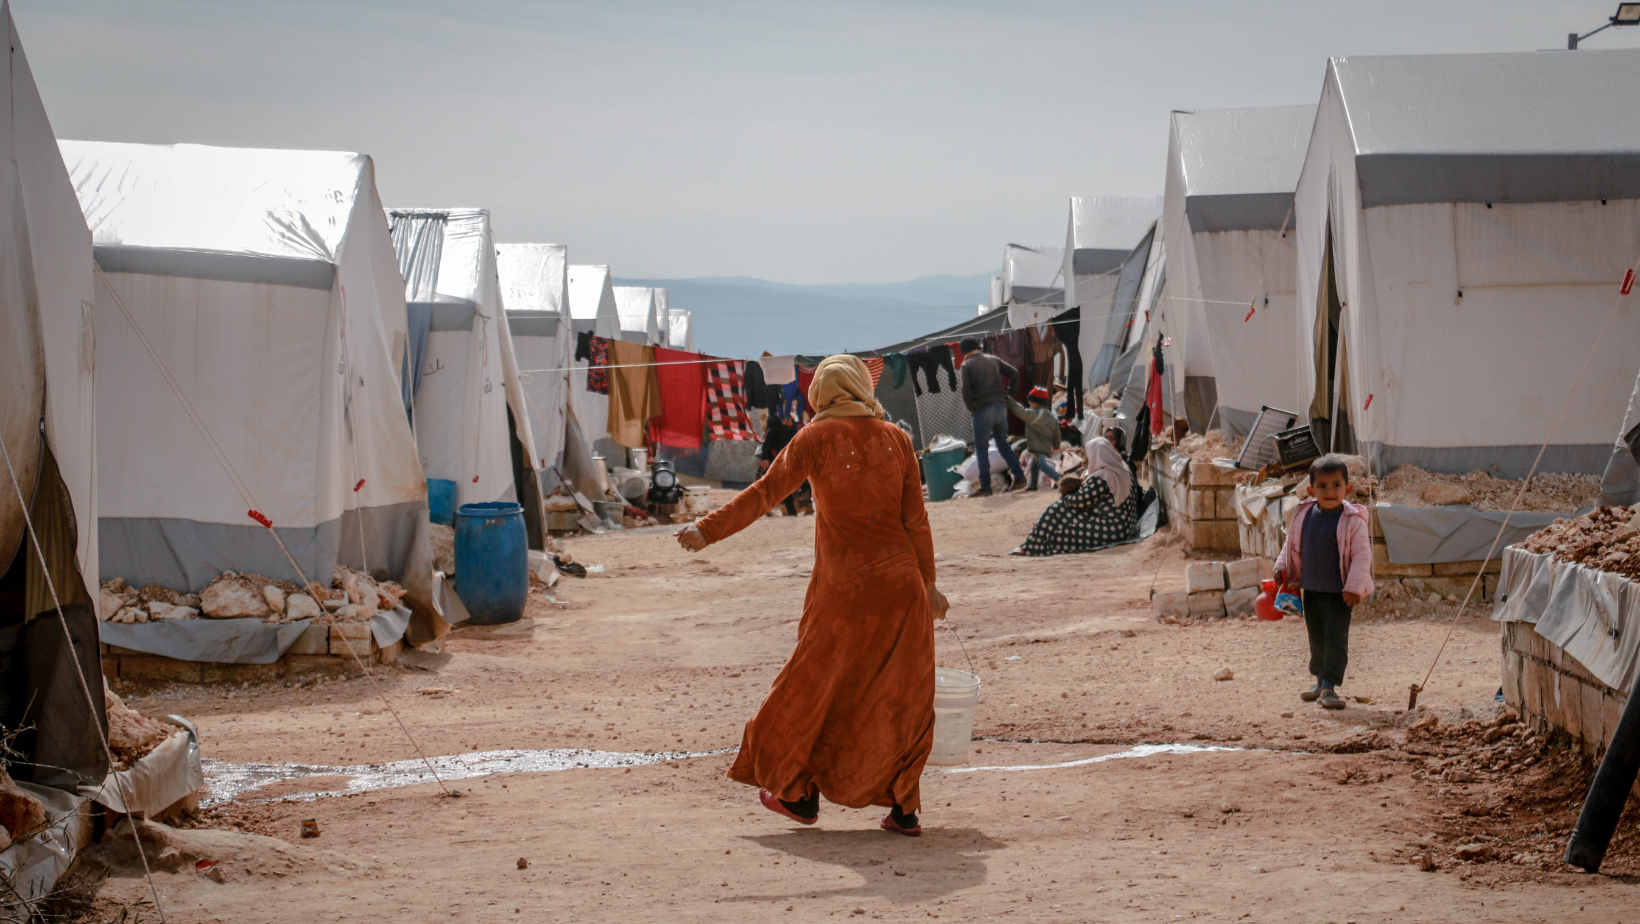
[16,1,1640,284]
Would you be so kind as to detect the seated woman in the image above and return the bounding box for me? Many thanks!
[1011,423,1138,556]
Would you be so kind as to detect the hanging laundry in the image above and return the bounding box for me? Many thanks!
[758,354,797,386]
[575,330,593,363]
[1148,340,1165,438]
[882,352,908,388]
[861,356,885,389]
[780,380,805,423]
[706,359,757,441]
[1028,325,1060,391]
[606,339,661,448]
[796,363,817,417]
[928,344,957,391]
[743,357,782,410]
[1058,308,1084,416]
[585,335,611,395]
[907,348,955,396]
[651,347,707,449]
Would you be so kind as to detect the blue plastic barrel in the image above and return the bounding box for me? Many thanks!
[453,501,529,625]
[427,479,458,526]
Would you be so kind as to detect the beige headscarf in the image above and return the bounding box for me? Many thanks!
[1084,436,1132,506]
[808,354,888,422]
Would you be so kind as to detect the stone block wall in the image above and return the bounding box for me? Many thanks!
[1501,620,1624,759]
[1147,451,1240,552]
[101,624,403,684]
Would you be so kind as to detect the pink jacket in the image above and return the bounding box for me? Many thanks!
[1273,499,1375,599]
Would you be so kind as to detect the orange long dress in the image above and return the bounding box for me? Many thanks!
[695,416,936,812]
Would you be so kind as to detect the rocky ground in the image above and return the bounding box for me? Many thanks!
[57,489,1640,923]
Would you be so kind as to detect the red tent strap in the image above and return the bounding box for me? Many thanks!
[247,509,272,528]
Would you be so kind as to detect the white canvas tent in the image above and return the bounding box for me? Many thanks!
[567,265,619,450]
[613,285,662,344]
[1158,104,1314,437]
[1063,196,1162,396]
[1000,244,1065,327]
[1294,49,1640,478]
[667,307,696,352]
[0,0,110,820]
[497,243,571,474]
[67,141,435,631]
[388,208,546,547]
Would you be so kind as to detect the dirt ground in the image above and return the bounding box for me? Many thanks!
[71,489,1640,923]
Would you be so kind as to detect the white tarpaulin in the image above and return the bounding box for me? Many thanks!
[1496,547,1640,696]
[612,285,661,345]
[1001,243,1064,327]
[1294,49,1640,477]
[667,307,696,352]
[1063,197,1161,376]
[1159,105,1313,437]
[65,141,436,632]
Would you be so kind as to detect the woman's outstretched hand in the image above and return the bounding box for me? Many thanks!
[675,523,708,552]
[926,582,950,621]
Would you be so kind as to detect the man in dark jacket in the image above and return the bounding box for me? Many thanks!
[759,412,808,515]
[958,337,1027,496]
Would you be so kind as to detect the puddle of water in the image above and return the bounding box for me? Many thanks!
[943,743,1244,774]
[203,747,729,806]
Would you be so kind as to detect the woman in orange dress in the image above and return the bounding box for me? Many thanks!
[676,354,949,835]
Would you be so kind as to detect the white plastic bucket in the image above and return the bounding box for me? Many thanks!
[927,667,981,766]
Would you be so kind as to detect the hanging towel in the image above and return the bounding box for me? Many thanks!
[586,335,611,395]
[651,347,707,449]
[575,330,593,363]
[705,359,757,440]
[883,353,908,388]
[860,356,885,389]
[1148,341,1165,438]
[758,354,797,386]
[606,339,661,448]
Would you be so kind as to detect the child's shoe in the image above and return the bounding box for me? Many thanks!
[1300,682,1323,702]
[1318,688,1345,710]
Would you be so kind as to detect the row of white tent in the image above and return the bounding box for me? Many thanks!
[994,47,1640,489]
[3,8,700,662]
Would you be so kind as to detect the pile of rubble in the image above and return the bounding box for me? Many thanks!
[1177,429,1245,464]
[106,687,174,771]
[98,565,405,626]
[1153,558,1265,620]
[1518,506,1640,581]
[1372,465,1599,512]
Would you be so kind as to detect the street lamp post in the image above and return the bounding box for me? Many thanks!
[1570,3,1640,48]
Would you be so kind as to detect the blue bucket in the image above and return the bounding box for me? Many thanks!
[453,501,529,625]
[427,479,458,526]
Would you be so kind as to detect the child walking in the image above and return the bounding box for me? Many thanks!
[1004,387,1062,491]
[1273,455,1374,710]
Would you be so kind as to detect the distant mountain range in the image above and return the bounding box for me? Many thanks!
[613,273,993,358]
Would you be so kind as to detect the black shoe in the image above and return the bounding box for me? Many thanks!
[1318,688,1345,710]
[1025,485,1039,492]
[975,488,994,498]
[1300,683,1323,702]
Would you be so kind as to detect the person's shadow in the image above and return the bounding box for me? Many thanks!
[720,826,1003,906]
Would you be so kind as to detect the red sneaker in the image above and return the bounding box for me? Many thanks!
[879,814,922,837]
[759,789,817,825]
